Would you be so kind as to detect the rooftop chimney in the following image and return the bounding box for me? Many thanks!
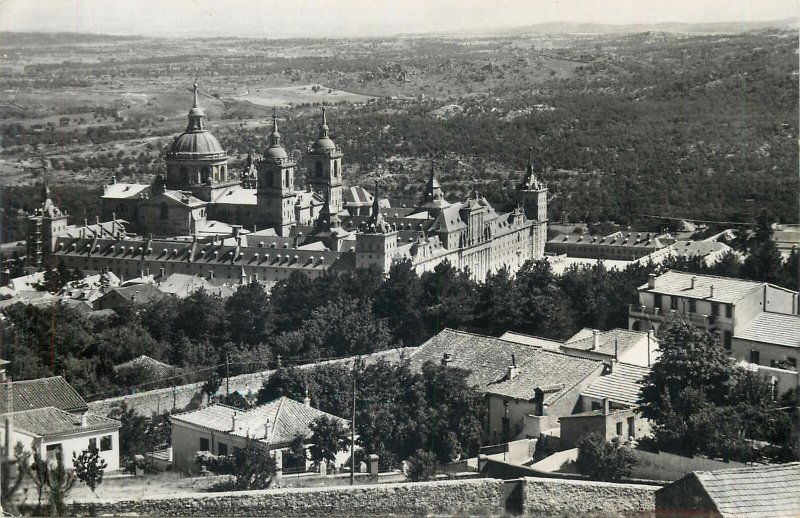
[648,273,656,289]
[441,352,452,367]
[231,412,237,432]
[591,330,600,350]
[80,413,87,428]
[602,398,610,416]
[264,419,272,441]
[691,276,697,289]
[303,389,311,407]
[710,285,714,298]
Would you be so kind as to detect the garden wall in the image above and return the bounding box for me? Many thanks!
[519,476,657,516]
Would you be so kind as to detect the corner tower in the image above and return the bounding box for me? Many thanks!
[519,147,548,258]
[355,182,398,272]
[256,113,298,236]
[306,108,344,214]
[164,84,230,201]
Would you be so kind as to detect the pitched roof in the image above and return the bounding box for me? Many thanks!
[499,331,562,350]
[409,329,602,405]
[0,376,88,414]
[564,328,647,357]
[581,362,650,407]
[692,462,800,517]
[114,355,176,379]
[639,270,767,303]
[102,284,165,305]
[734,312,800,348]
[10,407,119,438]
[101,183,150,200]
[170,397,349,447]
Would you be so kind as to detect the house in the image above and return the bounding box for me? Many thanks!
[408,329,604,442]
[501,328,659,367]
[655,462,800,517]
[0,407,121,471]
[630,271,800,391]
[94,283,165,311]
[545,231,671,261]
[0,376,120,470]
[169,396,350,474]
[560,362,652,448]
[155,272,235,298]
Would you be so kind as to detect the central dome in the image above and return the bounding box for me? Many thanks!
[167,131,225,159]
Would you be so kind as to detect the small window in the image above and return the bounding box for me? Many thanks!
[46,444,63,461]
[670,297,678,310]
[750,350,760,365]
[654,294,662,309]
[199,438,210,452]
[218,443,228,456]
[100,435,112,452]
[616,422,623,436]
[688,299,696,313]
[712,303,719,317]
[725,304,732,318]
[591,401,602,411]
[88,438,97,451]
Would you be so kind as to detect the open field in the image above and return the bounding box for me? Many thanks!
[233,84,376,107]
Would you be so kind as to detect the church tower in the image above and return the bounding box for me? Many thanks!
[256,114,298,236]
[355,182,398,272]
[519,147,548,258]
[306,108,344,214]
[27,182,69,269]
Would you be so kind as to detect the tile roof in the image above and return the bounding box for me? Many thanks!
[0,376,88,414]
[564,328,647,357]
[581,362,650,407]
[101,183,150,200]
[409,329,603,405]
[170,397,349,447]
[499,331,562,350]
[693,462,800,517]
[734,312,800,348]
[102,283,164,304]
[10,407,119,438]
[640,270,767,303]
[548,231,666,249]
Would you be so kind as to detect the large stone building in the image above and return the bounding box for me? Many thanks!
[46,85,549,283]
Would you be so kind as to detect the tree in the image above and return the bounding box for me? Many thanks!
[47,451,76,517]
[108,403,148,464]
[576,433,637,482]
[284,433,308,469]
[308,415,350,467]
[406,450,437,482]
[24,447,49,515]
[1,442,30,515]
[73,447,108,494]
[202,371,222,403]
[231,439,277,490]
[742,211,783,285]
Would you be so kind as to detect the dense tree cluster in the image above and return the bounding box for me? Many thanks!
[639,322,799,463]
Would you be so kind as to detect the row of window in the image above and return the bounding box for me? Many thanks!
[654,294,733,318]
[44,434,112,461]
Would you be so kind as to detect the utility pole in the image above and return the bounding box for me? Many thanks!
[225,352,230,396]
[350,372,356,485]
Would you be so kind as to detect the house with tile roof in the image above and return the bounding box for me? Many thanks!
[409,329,605,442]
[501,328,659,367]
[655,462,800,517]
[630,270,800,392]
[94,283,165,310]
[0,376,89,415]
[0,407,121,471]
[169,396,350,474]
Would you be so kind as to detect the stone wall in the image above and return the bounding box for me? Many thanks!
[520,477,657,516]
[88,348,417,417]
[70,478,505,517]
[632,448,748,481]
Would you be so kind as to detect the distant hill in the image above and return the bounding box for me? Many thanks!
[454,18,799,37]
[0,32,144,46]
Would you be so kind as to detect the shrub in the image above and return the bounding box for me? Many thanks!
[576,433,637,482]
[406,450,437,482]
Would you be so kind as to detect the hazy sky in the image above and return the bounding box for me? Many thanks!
[0,0,797,38]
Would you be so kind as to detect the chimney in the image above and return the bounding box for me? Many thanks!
[647,273,656,289]
[231,412,237,431]
[231,225,241,238]
[690,276,697,289]
[441,352,452,367]
[591,330,600,350]
[80,413,87,428]
[507,353,518,380]
[602,398,610,416]
[710,285,714,298]
[303,389,311,407]
[264,419,272,440]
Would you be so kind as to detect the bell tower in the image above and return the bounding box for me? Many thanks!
[306,108,344,214]
[519,147,548,258]
[256,113,297,236]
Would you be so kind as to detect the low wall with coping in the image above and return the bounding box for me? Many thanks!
[632,448,749,481]
[70,478,505,517]
[520,476,657,516]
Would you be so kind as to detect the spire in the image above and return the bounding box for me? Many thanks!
[186,83,206,132]
[319,106,329,138]
[521,145,543,190]
[269,111,281,147]
[371,180,380,217]
[527,146,534,174]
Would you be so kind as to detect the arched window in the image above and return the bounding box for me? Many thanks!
[316,161,323,178]
[160,203,169,220]
[334,161,339,177]
[201,167,212,184]
[285,170,291,186]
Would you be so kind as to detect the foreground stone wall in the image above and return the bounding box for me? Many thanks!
[520,477,657,516]
[71,478,505,517]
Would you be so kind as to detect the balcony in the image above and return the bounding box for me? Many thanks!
[629,304,714,328]
[629,304,667,320]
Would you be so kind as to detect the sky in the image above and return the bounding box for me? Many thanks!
[0,0,797,39]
